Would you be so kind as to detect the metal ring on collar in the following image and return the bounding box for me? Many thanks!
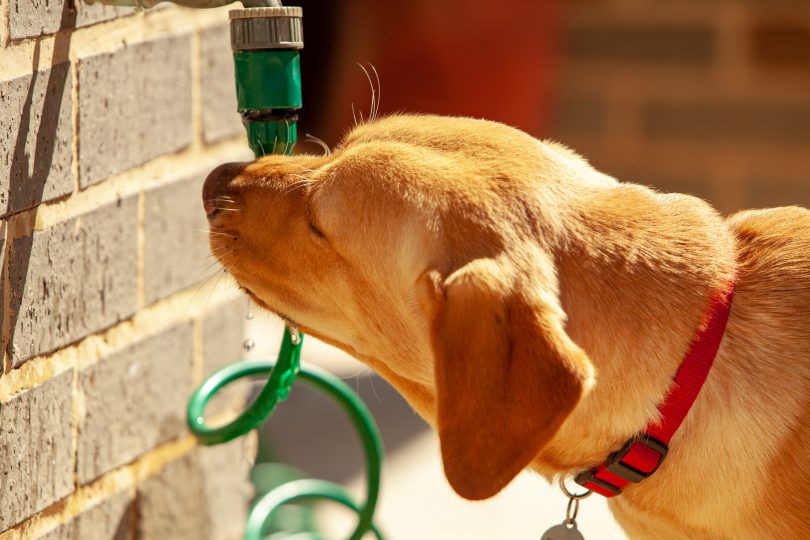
[559,476,593,500]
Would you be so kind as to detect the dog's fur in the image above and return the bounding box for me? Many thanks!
[204,115,810,539]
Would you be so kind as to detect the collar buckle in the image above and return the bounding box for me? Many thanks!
[606,435,668,483]
[573,435,669,497]
[573,470,622,496]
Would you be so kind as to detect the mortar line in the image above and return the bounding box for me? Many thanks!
[70,355,82,491]
[190,25,204,152]
[130,481,139,540]
[0,0,9,49]
[0,138,248,237]
[1,220,10,376]
[71,36,82,193]
[2,3,234,53]
[0,280,241,400]
[136,192,146,309]
[0,436,197,539]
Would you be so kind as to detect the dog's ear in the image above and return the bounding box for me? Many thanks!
[432,258,593,500]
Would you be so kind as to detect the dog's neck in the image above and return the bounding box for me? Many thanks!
[534,182,737,475]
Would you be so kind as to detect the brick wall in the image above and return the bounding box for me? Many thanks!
[551,0,810,214]
[0,2,255,538]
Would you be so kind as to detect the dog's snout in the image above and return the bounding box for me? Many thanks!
[202,162,247,218]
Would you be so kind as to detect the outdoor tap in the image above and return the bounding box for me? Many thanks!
[229,6,303,157]
[81,0,281,9]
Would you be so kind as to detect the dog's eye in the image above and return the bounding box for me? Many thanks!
[306,204,326,240]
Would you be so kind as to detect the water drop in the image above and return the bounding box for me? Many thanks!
[242,338,255,352]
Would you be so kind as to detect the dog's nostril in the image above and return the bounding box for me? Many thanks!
[203,162,246,218]
[203,195,216,216]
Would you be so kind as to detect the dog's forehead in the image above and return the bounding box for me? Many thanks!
[340,114,526,154]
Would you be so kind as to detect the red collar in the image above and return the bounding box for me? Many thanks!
[574,282,735,497]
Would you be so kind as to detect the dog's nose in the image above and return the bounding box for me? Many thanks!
[202,162,247,218]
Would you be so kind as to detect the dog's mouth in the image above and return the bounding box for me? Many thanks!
[237,283,302,329]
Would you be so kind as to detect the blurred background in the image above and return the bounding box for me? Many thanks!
[243,3,808,538]
[292,0,809,213]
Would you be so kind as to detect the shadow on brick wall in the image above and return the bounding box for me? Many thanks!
[3,3,75,367]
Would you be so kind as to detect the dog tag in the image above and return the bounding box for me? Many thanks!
[541,522,585,540]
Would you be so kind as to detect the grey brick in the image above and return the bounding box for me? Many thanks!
[0,370,73,531]
[40,489,133,540]
[200,24,244,144]
[143,175,211,304]
[0,62,74,217]
[202,298,247,413]
[567,25,716,65]
[138,439,253,540]
[199,438,254,540]
[644,102,810,141]
[8,0,133,40]
[78,34,193,187]
[203,298,246,376]
[7,0,74,40]
[77,323,194,484]
[75,3,134,30]
[7,196,138,367]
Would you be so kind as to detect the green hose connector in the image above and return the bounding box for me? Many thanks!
[243,118,299,159]
[234,50,302,111]
[232,9,303,159]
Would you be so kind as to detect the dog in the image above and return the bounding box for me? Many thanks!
[202,114,810,539]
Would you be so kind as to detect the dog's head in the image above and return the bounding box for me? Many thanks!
[203,115,594,499]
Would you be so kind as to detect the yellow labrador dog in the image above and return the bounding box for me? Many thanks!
[203,115,810,539]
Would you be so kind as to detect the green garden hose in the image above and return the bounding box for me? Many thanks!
[187,6,386,539]
[187,354,384,540]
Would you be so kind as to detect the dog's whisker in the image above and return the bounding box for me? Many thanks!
[305,133,331,157]
[368,62,381,121]
[283,117,293,156]
[289,164,317,172]
[210,249,234,259]
[367,372,382,404]
[193,256,227,283]
[275,179,312,200]
[188,257,231,308]
[204,268,228,318]
[199,227,238,239]
[351,102,359,127]
[208,231,237,239]
[358,62,377,123]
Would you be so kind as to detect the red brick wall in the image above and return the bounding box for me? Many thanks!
[550,0,810,214]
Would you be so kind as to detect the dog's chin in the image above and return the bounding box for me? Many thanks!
[235,283,307,331]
